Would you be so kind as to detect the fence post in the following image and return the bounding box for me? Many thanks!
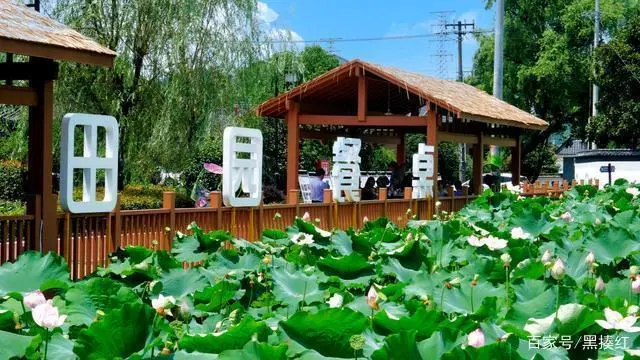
[26,194,41,252]
[210,191,222,231]
[109,195,121,252]
[63,211,71,263]
[163,192,176,248]
[323,189,333,230]
[379,188,388,218]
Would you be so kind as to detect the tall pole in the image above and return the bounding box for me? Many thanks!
[491,0,504,157]
[493,0,504,99]
[445,19,475,181]
[591,0,600,149]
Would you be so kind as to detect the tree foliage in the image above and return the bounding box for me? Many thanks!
[588,7,640,148]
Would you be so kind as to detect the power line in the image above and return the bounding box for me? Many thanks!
[266,30,492,44]
[431,11,455,79]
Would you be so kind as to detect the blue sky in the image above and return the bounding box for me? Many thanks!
[258,0,496,79]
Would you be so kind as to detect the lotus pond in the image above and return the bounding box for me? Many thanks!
[2,181,640,359]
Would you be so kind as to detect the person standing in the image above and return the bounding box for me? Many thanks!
[310,168,329,203]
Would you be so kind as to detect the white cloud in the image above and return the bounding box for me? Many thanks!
[257,1,279,24]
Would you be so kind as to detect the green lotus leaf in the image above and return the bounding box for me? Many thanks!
[179,317,269,354]
[64,277,141,326]
[270,265,323,308]
[0,251,69,294]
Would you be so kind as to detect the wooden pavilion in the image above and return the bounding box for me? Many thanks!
[256,59,548,201]
[0,1,116,253]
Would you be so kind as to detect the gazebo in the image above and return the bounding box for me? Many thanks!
[0,1,116,253]
[256,59,548,201]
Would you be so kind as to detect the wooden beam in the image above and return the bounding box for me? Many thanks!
[357,75,367,121]
[472,132,484,195]
[0,37,115,67]
[511,134,521,185]
[298,115,429,127]
[437,131,517,147]
[287,102,300,194]
[0,85,38,106]
[0,61,59,80]
[300,130,402,145]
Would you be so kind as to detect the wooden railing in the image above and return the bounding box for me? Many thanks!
[3,179,600,278]
[521,179,600,197]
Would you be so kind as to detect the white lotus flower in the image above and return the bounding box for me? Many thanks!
[302,212,311,222]
[23,290,46,310]
[366,286,379,310]
[327,293,343,308]
[551,259,566,280]
[363,216,369,223]
[628,305,639,316]
[501,253,512,267]
[152,294,176,316]
[627,187,640,198]
[32,300,66,329]
[560,212,573,222]
[467,235,484,247]
[510,227,531,240]
[484,236,508,251]
[595,308,640,332]
[467,328,485,348]
[595,277,606,292]
[584,252,596,266]
[541,249,553,265]
[291,233,314,246]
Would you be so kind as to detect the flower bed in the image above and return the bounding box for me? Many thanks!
[1,181,640,359]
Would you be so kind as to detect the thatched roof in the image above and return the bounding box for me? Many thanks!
[257,59,548,130]
[0,1,116,67]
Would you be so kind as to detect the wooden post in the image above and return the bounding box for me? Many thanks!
[210,191,222,231]
[323,188,333,230]
[511,134,521,186]
[426,108,438,208]
[26,58,56,254]
[110,195,121,251]
[286,101,300,193]
[396,130,405,163]
[163,192,176,246]
[379,187,388,218]
[472,132,484,195]
[357,71,367,122]
[287,190,299,205]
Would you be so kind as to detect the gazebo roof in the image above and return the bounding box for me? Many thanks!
[257,59,548,130]
[0,1,116,67]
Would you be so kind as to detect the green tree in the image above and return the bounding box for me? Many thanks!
[470,0,626,179]
[588,7,640,148]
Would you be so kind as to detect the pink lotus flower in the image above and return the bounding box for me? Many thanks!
[595,277,606,292]
[632,278,640,294]
[541,250,553,265]
[203,163,223,174]
[584,252,596,266]
[32,300,66,329]
[467,328,485,348]
[560,212,573,222]
[302,212,311,222]
[23,290,46,310]
[406,233,413,242]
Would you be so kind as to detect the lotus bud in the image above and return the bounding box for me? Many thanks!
[363,216,369,223]
[501,253,512,267]
[630,266,639,276]
[560,212,573,222]
[302,212,311,222]
[435,201,442,209]
[406,233,413,242]
[366,286,379,310]
[595,218,601,225]
[471,274,480,286]
[314,218,321,223]
[274,212,282,220]
[467,328,485,348]
[262,254,272,265]
[551,259,566,280]
[595,277,606,292]
[632,278,640,294]
[585,252,596,266]
[541,249,553,266]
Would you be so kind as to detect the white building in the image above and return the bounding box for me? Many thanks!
[571,149,640,185]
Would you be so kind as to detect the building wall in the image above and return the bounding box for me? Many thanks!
[574,160,640,185]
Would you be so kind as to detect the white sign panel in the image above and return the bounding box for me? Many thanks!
[222,127,263,207]
[412,143,435,199]
[60,113,119,213]
[331,137,361,202]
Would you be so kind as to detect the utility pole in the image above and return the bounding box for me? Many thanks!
[445,20,475,82]
[443,19,474,181]
[491,0,504,157]
[591,0,600,149]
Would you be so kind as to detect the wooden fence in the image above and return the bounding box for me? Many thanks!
[0,179,599,278]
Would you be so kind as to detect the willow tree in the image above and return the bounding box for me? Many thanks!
[50,0,277,184]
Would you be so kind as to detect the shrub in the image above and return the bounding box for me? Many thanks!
[263,184,284,204]
[70,184,192,210]
[0,200,25,215]
[0,160,25,201]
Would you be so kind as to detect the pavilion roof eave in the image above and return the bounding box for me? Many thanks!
[255,59,549,132]
[0,37,115,67]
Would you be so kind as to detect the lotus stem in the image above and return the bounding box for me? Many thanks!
[43,328,49,360]
[505,266,510,309]
[470,285,475,313]
[555,281,561,320]
[440,286,446,312]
